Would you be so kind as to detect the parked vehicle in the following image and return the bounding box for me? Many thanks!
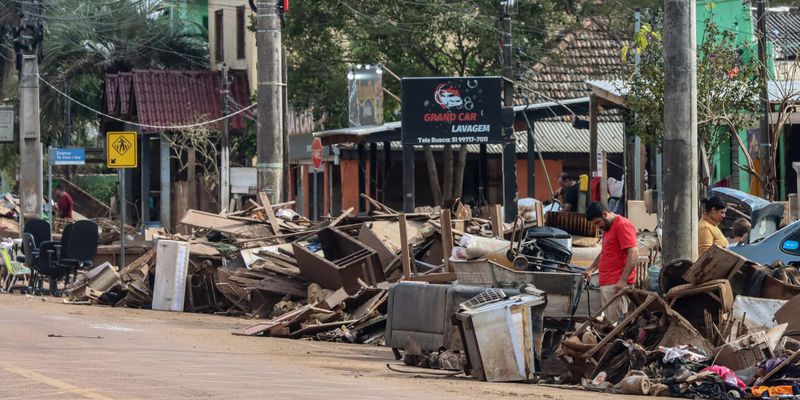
[710,187,784,243]
[730,220,800,266]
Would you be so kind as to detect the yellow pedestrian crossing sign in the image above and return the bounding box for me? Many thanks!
[106,131,138,168]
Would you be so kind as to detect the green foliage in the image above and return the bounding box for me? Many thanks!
[282,0,651,129]
[66,175,117,205]
[38,0,209,148]
[0,0,209,179]
[623,13,760,158]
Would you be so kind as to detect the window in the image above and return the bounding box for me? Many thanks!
[214,10,224,61]
[236,6,246,60]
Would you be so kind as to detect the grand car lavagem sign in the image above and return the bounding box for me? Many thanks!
[401,77,503,145]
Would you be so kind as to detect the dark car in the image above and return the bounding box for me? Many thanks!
[730,220,800,267]
[710,187,784,242]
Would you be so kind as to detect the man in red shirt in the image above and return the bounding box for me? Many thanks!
[54,187,74,220]
[582,202,639,323]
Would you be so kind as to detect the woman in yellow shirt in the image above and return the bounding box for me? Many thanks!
[698,196,729,255]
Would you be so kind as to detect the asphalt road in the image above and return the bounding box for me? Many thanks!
[0,294,644,400]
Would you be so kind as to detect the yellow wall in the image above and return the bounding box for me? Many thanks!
[208,1,258,96]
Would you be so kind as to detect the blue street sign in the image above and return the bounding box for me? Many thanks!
[50,148,85,165]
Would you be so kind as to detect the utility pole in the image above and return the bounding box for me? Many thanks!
[256,0,284,202]
[501,7,518,223]
[756,0,772,198]
[663,0,698,262]
[16,0,44,223]
[64,80,72,180]
[631,8,643,201]
[220,64,231,212]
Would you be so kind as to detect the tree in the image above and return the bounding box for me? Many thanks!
[0,0,209,180]
[622,14,761,179]
[283,0,644,205]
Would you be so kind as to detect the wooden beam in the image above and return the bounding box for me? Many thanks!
[399,213,412,279]
[187,148,197,210]
[600,150,609,206]
[408,272,456,284]
[259,192,283,239]
[440,210,454,273]
[589,94,599,202]
[490,204,503,237]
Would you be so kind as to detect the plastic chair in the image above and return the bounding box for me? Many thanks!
[2,245,30,292]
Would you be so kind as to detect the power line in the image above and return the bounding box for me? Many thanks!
[38,74,256,130]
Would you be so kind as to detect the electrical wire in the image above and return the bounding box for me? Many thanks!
[38,74,257,130]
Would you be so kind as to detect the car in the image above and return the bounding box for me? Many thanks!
[710,187,784,242]
[438,91,463,109]
[730,220,800,267]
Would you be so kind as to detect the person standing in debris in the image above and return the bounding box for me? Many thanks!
[53,187,74,221]
[698,196,728,255]
[582,202,639,323]
[728,218,751,248]
[555,173,580,212]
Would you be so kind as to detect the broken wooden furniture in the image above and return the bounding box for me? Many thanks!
[293,227,384,294]
[558,290,712,382]
[665,279,734,345]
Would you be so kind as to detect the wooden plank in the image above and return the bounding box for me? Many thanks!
[329,207,354,228]
[408,272,457,284]
[399,213,412,279]
[440,210,454,273]
[535,201,545,227]
[259,192,284,240]
[180,210,251,233]
[490,204,503,237]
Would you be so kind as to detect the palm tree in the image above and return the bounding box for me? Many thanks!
[0,0,209,147]
[37,0,209,146]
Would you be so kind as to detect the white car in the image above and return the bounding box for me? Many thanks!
[438,91,463,109]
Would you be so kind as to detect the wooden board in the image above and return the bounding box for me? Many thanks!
[441,210,453,272]
[399,214,412,279]
[180,210,252,234]
[259,192,283,238]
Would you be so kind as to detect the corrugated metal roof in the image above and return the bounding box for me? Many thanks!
[313,121,401,138]
[104,69,251,131]
[335,120,624,154]
[588,79,800,103]
[767,8,800,60]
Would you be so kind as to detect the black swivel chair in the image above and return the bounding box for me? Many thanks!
[55,220,98,284]
[16,219,51,263]
[31,241,69,295]
[28,223,73,295]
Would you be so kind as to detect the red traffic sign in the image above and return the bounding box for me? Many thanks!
[311,137,323,170]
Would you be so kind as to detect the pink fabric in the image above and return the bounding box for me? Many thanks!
[702,365,745,390]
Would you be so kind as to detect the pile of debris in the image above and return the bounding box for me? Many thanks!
[63,194,519,345]
[556,245,800,397]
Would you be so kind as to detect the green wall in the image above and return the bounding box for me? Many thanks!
[697,0,776,193]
